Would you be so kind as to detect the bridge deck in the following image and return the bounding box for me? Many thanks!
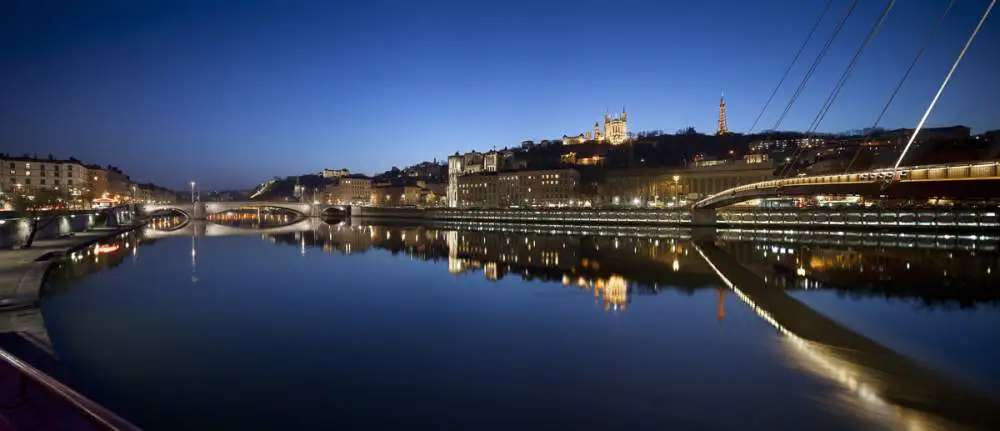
[696,161,1000,209]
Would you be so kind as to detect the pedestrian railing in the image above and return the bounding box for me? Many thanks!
[0,348,140,430]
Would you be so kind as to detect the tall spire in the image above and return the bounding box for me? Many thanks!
[716,93,729,135]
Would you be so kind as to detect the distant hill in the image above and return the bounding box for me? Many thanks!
[249,175,334,201]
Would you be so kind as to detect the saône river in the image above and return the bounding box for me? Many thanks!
[21,213,1000,430]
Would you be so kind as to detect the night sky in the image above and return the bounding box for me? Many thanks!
[2,0,997,190]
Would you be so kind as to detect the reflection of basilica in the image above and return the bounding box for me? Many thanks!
[267,223,722,313]
[560,274,630,311]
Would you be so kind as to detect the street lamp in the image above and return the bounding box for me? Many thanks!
[190,181,196,205]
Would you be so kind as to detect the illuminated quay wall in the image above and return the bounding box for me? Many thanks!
[0,211,100,248]
[429,208,694,225]
[354,206,1000,231]
[717,208,1000,229]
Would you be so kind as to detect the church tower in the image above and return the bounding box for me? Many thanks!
[716,95,729,135]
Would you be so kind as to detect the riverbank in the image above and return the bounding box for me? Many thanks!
[0,225,142,311]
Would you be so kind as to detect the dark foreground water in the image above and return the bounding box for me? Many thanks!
[27,220,1000,430]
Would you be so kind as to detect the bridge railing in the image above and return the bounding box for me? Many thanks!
[696,161,1000,208]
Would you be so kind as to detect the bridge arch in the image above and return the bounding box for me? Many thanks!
[141,203,194,218]
[320,206,348,218]
[203,201,313,218]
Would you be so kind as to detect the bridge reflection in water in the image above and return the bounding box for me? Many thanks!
[692,242,999,430]
[45,216,1000,430]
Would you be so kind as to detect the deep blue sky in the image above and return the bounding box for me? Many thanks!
[2,0,997,189]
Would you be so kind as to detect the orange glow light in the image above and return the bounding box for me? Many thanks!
[95,244,120,254]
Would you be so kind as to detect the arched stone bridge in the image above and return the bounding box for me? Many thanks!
[141,201,349,219]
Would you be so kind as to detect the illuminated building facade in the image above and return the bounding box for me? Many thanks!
[135,183,177,203]
[563,109,629,146]
[105,167,136,201]
[447,150,509,207]
[601,160,774,205]
[0,156,90,204]
[326,175,373,205]
[320,168,350,178]
[370,184,422,207]
[456,169,580,208]
[744,153,769,164]
[87,166,109,198]
[561,151,606,166]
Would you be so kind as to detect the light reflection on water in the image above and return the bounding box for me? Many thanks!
[692,242,975,430]
[28,219,1000,430]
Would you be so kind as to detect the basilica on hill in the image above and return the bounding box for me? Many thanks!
[562,109,629,146]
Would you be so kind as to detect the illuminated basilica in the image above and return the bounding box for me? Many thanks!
[563,109,629,146]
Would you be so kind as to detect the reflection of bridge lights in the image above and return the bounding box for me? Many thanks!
[672,258,680,272]
[692,244,888,403]
[691,243,954,430]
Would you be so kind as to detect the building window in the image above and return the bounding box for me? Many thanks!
[8,163,13,169]
[25,179,30,185]
[40,179,46,185]
[68,179,73,186]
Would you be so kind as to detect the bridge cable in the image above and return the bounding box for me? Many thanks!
[779,0,892,178]
[745,0,836,135]
[893,0,995,170]
[844,0,955,173]
[768,0,860,134]
[804,0,895,134]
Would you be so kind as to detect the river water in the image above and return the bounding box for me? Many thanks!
[23,217,1000,430]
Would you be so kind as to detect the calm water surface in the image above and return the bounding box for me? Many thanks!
[25,219,1000,430]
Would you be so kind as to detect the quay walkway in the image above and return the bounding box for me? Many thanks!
[0,228,131,311]
[0,222,142,430]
